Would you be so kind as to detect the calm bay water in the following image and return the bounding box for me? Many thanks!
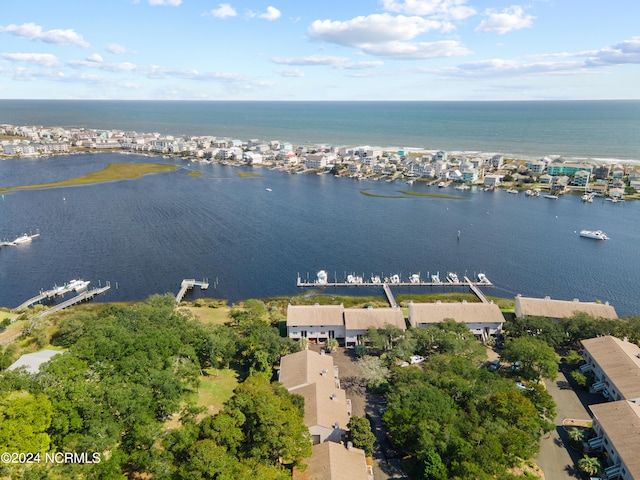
[2,100,640,160]
[1,153,638,315]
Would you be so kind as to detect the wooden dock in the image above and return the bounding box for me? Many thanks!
[176,279,209,303]
[13,281,82,312]
[37,285,111,318]
[465,276,490,303]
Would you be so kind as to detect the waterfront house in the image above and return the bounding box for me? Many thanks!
[539,173,553,185]
[588,401,640,480]
[306,153,329,170]
[514,295,618,321]
[581,336,640,403]
[407,301,505,342]
[491,154,504,169]
[526,159,545,173]
[287,304,346,343]
[612,166,625,179]
[547,162,593,176]
[593,164,611,180]
[572,169,591,187]
[483,174,502,188]
[461,167,479,184]
[343,307,406,347]
[293,442,373,480]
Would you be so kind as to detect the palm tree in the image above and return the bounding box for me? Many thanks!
[578,455,601,477]
[567,427,585,445]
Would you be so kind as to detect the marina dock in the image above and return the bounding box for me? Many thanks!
[12,279,92,312]
[37,285,111,317]
[176,279,209,303]
[297,271,493,307]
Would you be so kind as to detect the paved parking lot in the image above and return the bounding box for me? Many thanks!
[536,369,607,479]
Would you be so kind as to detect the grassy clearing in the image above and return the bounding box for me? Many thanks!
[360,190,406,198]
[180,306,231,325]
[189,367,239,416]
[237,171,262,178]
[0,163,179,193]
[186,171,203,177]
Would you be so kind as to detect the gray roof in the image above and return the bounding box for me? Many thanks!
[582,336,640,400]
[516,296,618,319]
[343,308,406,331]
[7,349,62,374]
[590,401,640,479]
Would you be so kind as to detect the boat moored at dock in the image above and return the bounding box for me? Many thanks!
[580,230,609,240]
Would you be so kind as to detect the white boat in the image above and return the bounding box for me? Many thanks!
[389,274,401,284]
[409,274,421,284]
[431,273,442,283]
[12,233,32,244]
[525,190,534,196]
[454,184,470,190]
[544,194,558,199]
[506,189,518,194]
[580,230,609,240]
[447,272,460,283]
[316,270,328,285]
[438,182,446,188]
[347,274,363,284]
[477,273,489,283]
[72,280,90,292]
[371,275,382,284]
[265,188,272,192]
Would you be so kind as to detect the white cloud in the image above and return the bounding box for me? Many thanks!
[271,55,383,70]
[86,53,104,63]
[381,0,476,21]
[361,40,470,59]
[475,6,534,34]
[148,0,182,6]
[584,37,640,66]
[209,3,237,18]
[0,23,89,48]
[308,13,443,47]
[276,68,304,77]
[106,43,132,54]
[1,53,60,68]
[259,6,281,21]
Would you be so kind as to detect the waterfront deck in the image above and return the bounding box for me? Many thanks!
[13,279,85,312]
[175,279,209,303]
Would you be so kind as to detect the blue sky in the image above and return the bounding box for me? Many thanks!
[1,0,638,100]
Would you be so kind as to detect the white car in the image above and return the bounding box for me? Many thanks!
[410,355,425,365]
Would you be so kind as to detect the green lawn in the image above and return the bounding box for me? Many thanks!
[189,368,239,415]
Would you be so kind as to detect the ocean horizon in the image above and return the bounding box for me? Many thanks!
[2,99,640,163]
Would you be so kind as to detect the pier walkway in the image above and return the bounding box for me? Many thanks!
[382,283,398,308]
[37,285,111,318]
[465,276,490,303]
[176,279,209,303]
[13,281,82,312]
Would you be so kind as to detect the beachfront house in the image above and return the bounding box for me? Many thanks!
[514,295,618,321]
[461,167,479,184]
[407,301,505,342]
[572,170,591,187]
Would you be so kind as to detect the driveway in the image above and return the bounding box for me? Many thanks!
[315,345,408,480]
[535,368,607,479]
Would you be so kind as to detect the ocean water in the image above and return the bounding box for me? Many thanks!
[1,153,639,316]
[1,100,640,161]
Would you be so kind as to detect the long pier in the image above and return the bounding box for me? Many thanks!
[176,279,209,303]
[465,276,489,303]
[37,285,111,318]
[13,280,87,312]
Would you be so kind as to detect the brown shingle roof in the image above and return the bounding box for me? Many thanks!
[279,350,336,391]
[293,442,369,480]
[409,302,505,325]
[590,401,640,479]
[344,308,406,331]
[516,296,618,319]
[291,381,351,431]
[582,336,640,400]
[287,304,345,327]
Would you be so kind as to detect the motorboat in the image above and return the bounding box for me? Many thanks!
[506,189,518,194]
[409,274,420,284]
[580,230,609,240]
[12,233,32,244]
[389,274,401,284]
[447,272,460,283]
[543,194,558,199]
[316,270,328,285]
[477,273,489,284]
[431,273,442,284]
[347,274,363,284]
[525,190,534,196]
[370,275,382,284]
[438,182,446,188]
[265,188,272,192]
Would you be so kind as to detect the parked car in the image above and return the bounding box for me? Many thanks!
[489,359,500,371]
[410,355,425,365]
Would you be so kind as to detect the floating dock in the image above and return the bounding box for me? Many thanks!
[12,279,92,312]
[176,279,209,303]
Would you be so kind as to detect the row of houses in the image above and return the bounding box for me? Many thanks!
[581,336,640,479]
[278,349,374,480]
[286,295,618,347]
